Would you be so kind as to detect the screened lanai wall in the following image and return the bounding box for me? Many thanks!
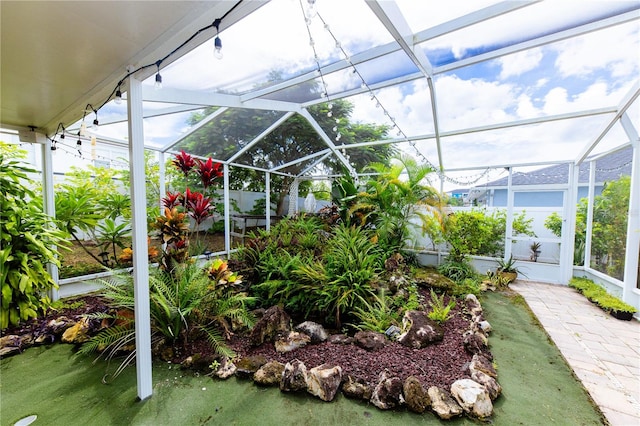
[2,0,639,400]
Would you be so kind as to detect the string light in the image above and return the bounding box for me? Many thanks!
[213,19,223,59]
[114,86,122,104]
[154,61,163,90]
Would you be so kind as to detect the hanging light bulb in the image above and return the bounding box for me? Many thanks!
[306,0,317,19]
[115,87,122,104]
[76,137,82,147]
[213,19,223,59]
[155,72,163,89]
[214,36,223,59]
[51,140,57,151]
[79,122,87,137]
[91,115,99,131]
[154,61,163,89]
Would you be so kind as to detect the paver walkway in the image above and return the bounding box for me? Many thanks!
[511,282,640,426]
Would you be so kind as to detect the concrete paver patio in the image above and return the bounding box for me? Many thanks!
[511,282,640,426]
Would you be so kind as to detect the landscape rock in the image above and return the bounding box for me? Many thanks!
[471,370,502,400]
[294,321,328,344]
[413,268,456,291]
[61,317,91,344]
[370,369,404,410]
[275,331,311,353]
[215,357,237,379]
[341,375,372,400]
[450,379,493,418]
[477,320,492,334]
[403,376,430,413]
[254,361,285,386]
[249,305,291,346]
[353,330,386,351]
[469,354,497,378]
[235,355,267,379]
[0,346,20,357]
[428,386,463,420]
[463,330,491,358]
[464,294,483,318]
[0,335,22,349]
[397,310,444,349]
[46,316,73,335]
[306,364,343,402]
[280,359,308,392]
[327,334,353,345]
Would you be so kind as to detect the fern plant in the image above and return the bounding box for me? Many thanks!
[427,288,456,324]
[351,290,398,333]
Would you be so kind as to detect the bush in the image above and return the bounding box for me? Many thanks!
[0,143,69,329]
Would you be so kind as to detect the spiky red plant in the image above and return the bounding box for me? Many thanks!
[195,157,223,189]
[172,150,196,176]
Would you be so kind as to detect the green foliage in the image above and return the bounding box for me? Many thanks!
[440,208,535,260]
[96,219,132,267]
[496,254,520,273]
[0,142,69,329]
[452,277,482,297]
[547,176,630,278]
[569,277,637,314]
[351,290,398,333]
[350,155,440,256]
[177,78,395,215]
[319,224,382,327]
[427,289,456,324]
[81,260,254,374]
[437,258,476,283]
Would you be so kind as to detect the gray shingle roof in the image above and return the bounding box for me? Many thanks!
[480,146,633,187]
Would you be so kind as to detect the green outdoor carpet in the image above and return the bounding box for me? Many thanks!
[0,291,605,425]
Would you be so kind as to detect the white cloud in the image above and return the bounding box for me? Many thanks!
[553,23,639,78]
[498,48,543,79]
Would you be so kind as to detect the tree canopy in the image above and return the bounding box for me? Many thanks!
[175,74,396,214]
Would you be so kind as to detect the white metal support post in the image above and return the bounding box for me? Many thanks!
[560,163,578,283]
[584,161,596,269]
[265,172,271,232]
[126,72,153,400]
[40,134,59,301]
[620,113,639,302]
[223,163,231,256]
[158,152,166,213]
[504,167,514,261]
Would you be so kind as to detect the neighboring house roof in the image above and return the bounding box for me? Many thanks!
[480,146,633,187]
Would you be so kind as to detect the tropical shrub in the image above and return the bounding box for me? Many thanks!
[349,155,441,256]
[0,142,69,329]
[79,260,255,378]
[442,209,535,260]
[546,176,630,279]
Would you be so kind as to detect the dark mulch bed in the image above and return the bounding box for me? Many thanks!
[4,289,475,390]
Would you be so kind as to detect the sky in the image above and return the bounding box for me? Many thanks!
[68,0,639,190]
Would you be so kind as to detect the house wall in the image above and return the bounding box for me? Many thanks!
[490,186,601,207]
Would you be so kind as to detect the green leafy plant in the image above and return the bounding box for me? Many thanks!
[569,277,637,316]
[351,290,398,333]
[496,254,520,273]
[437,257,476,282]
[0,142,69,329]
[96,219,132,267]
[427,289,456,324]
